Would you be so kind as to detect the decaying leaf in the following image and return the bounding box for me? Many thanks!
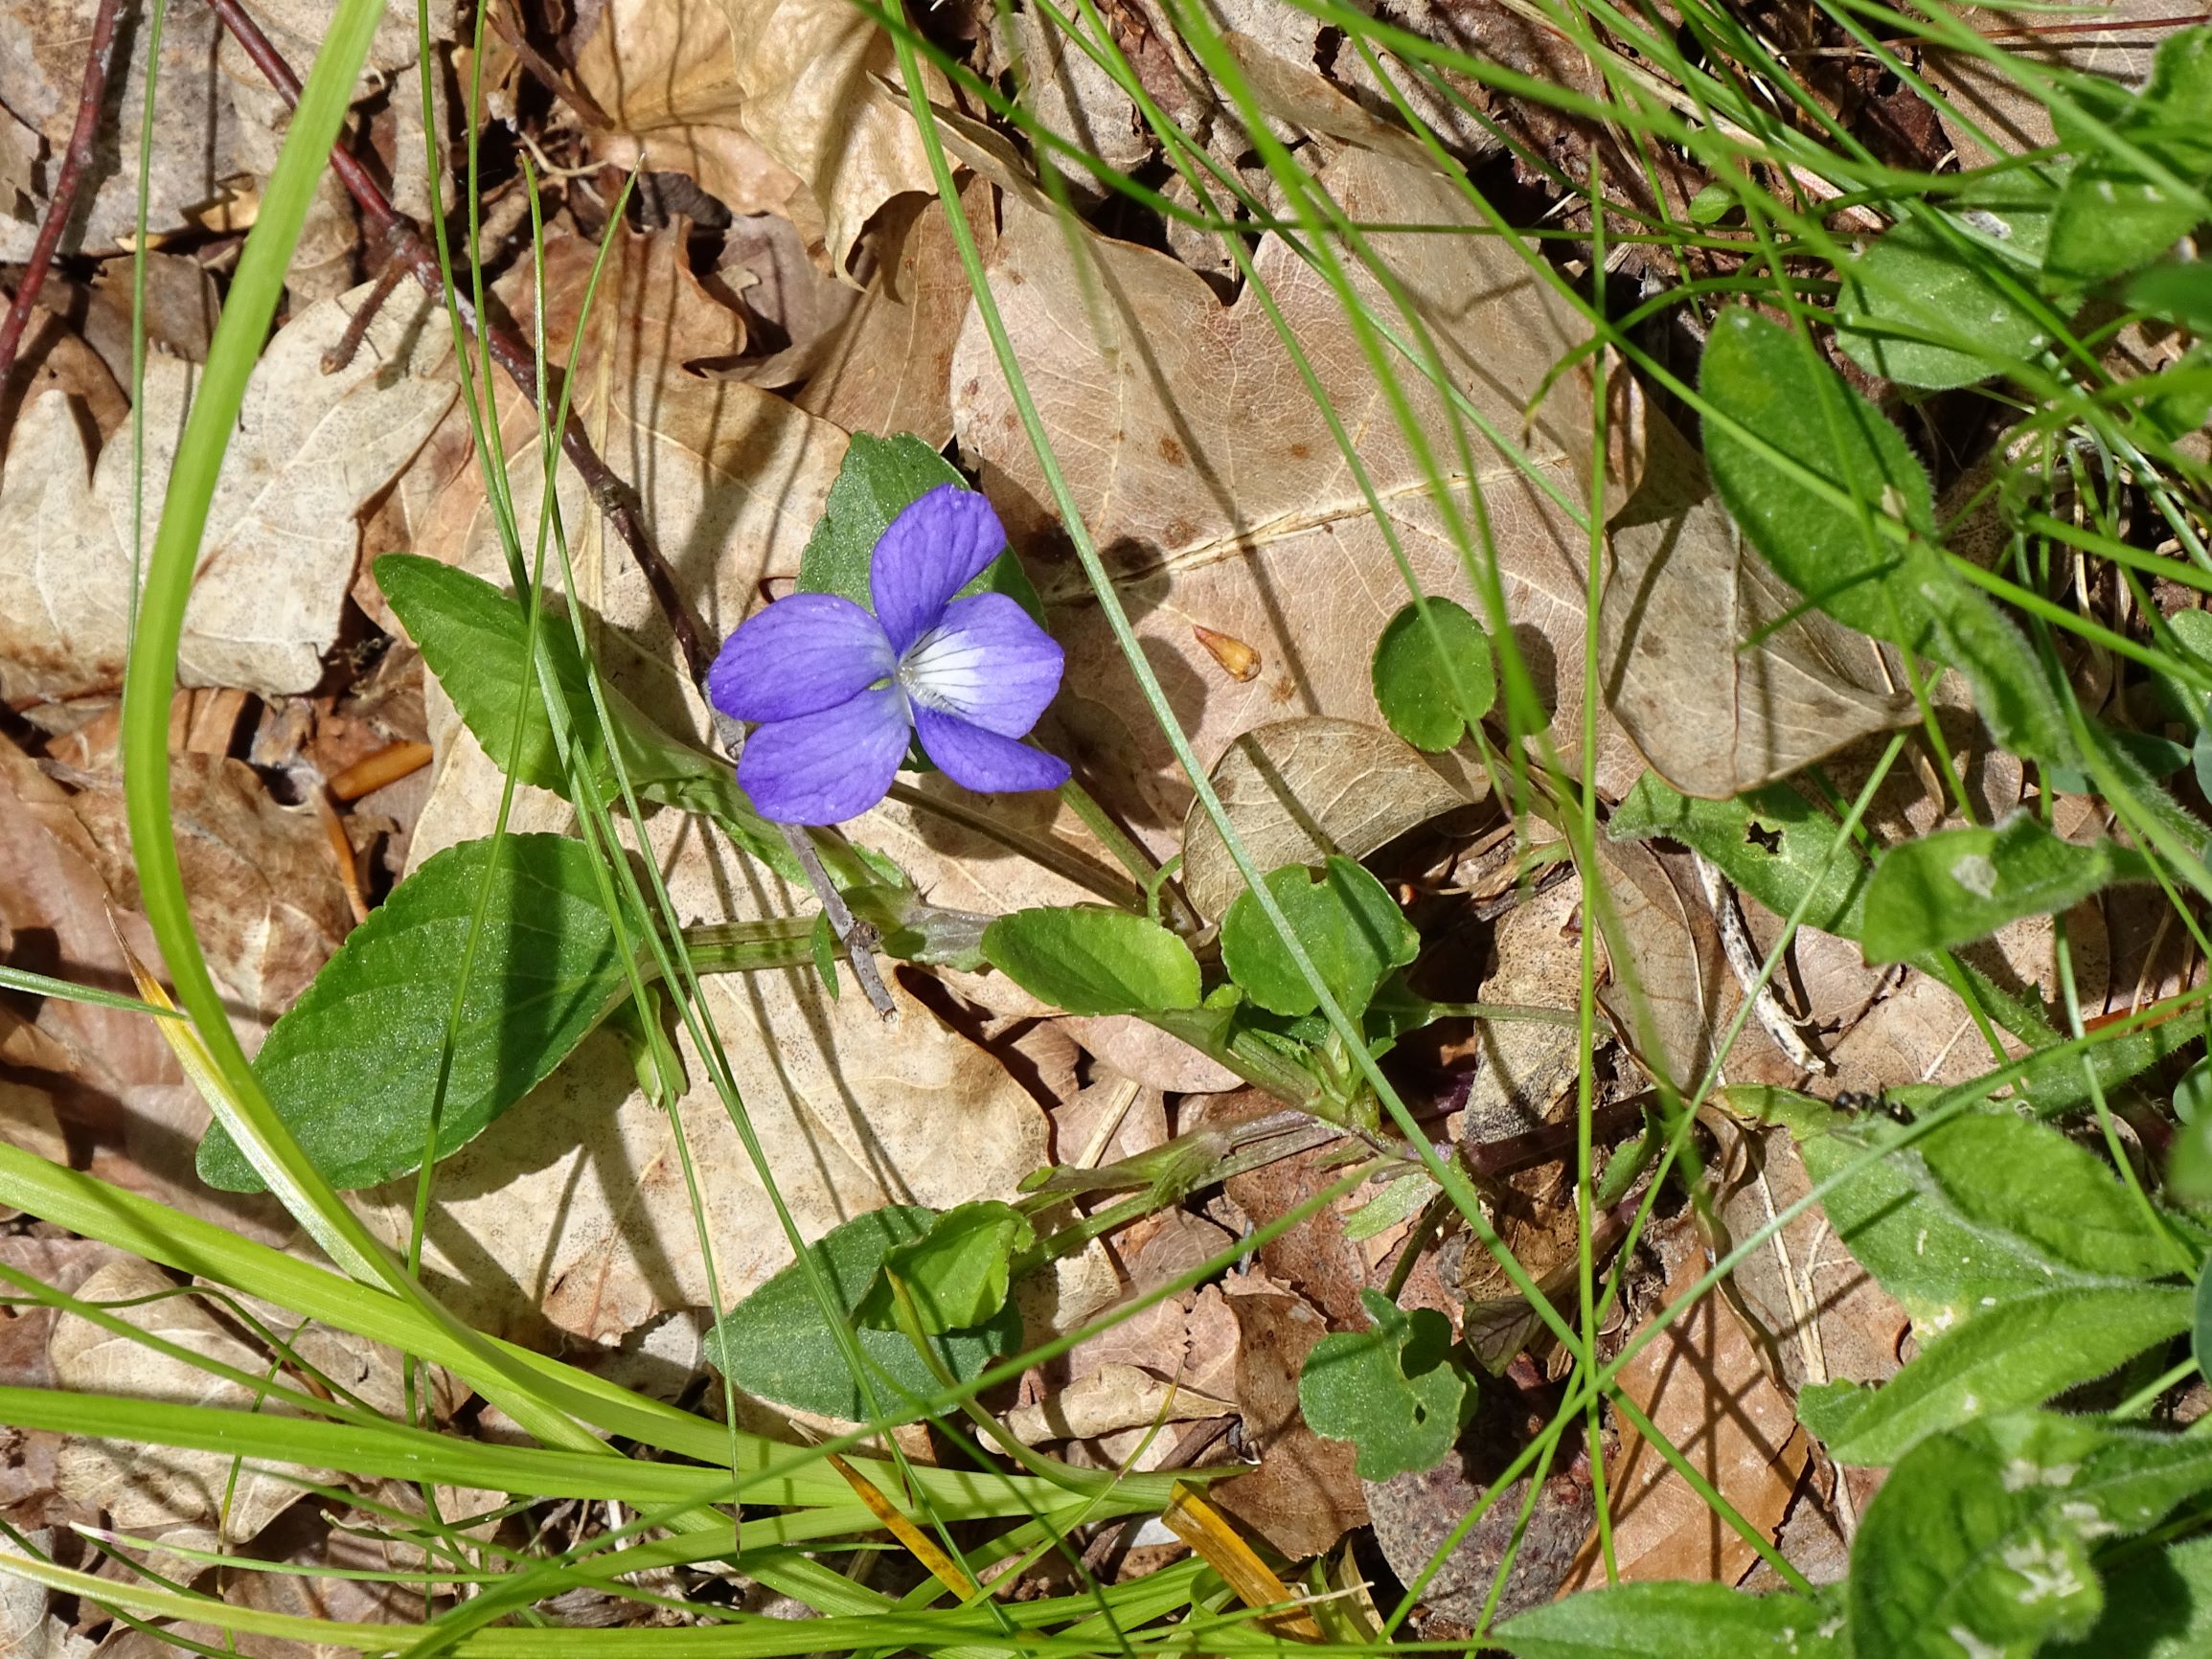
[1562,1223,1809,1588]
[0,283,454,704]
[49,1259,317,1541]
[1202,1287,1370,1560]
[574,0,941,277]
[1923,1,2188,168]
[1458,861,1585,1142]
[1179,717,1478,920]
[1601,415,1913,800]
[1593,838,1729,1098]
[1006,1362,1236,1444]
[950,132,1640,837]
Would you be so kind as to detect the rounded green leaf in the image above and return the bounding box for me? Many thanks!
[1220,855,1419,1018]
[858,1200,1036,1335]
[980,907,1201,1016]
[1299,1288,1469,1480]
[1370,598,1494,752]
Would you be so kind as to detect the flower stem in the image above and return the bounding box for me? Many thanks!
[1055,777,1199,932]
[882,781,1141,910]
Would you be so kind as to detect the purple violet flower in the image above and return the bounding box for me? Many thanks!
[707,483,1071,825]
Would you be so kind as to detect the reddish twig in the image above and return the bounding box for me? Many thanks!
[484,1,614,131]
[0,0,129,388]
[201,0,712,686]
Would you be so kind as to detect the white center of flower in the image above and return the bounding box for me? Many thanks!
[897,623,989,716]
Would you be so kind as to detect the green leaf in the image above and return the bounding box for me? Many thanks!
[1861,815,2155,962]
[701,1207,1022,1420]
[2043,1534,2212,1659]
[1792,1105,2181,1325]
[376,554,797,877]
[2179,1058,2212,1125]
[1370,598,1494,751]
[796,432,1042,625]
[1849,1412,2212,1658]
[1494,1585,1845,1659]
[857,1200,1035,1336]
[1609,775,1868,937]
[1811,1284,2189,1466]
[2047,29,2212,284]
[1700,307,1939,648]
[198,834,628,1192]
[1836,190,2062,390]
[2132,261,2212,334]
[2197,1252,2212,1384]
[1220,856,1419,1019]
[1298,1289,1470,1480]
[980,907,1202,1016]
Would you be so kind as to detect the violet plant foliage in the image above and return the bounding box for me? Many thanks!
[708,484,1070,824]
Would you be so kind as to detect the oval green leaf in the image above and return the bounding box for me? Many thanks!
[1220,855,1419,1019]
[980,907,1202,1016]
[1370,597,1494,752]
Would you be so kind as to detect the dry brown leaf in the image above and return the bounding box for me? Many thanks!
[1925,2,2185,168]
[1459,866,1585,1143]
[48,1260,316,1541]
[1177,717,1478,919]
[792,184,996,446]
[574,0,940,277]
[1562,1225,1809,1589]
[0,1530,93,1659]
[1203,1287,1369,1559]
[1223,1134,1369,1329]
[1593,839,1729,1098]
[1601,415,1912,800]
[950,137,1639,839]
[1063,1014,1242,1095]
[1007,1362,1236,1444]
[0,283,453,704]
[0,0,424,261]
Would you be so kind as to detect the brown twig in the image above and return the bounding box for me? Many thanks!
[202,0,712,686]
[484,0,614,131]
[0,0,128,389]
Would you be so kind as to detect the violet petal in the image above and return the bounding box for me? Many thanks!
[870,484,1010,654]
[738,687,910,825]
[706,593,895,724]
[913,705,1071,796]
[899,593,1064,737]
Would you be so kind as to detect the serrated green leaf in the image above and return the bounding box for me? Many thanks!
[1700,307,1939,648]
[1794,1107,2180,1325]
[198,834,629,1192]
[1298,1288,1470,1479]
[1220,855,1419,1019]
[1836,193,2061,389]
[1814,1284,2189,1466]
[702,1207,1021,1420]
[2044,1534,2212,1659]
[796,432,1042,625]
[1494,1585,1845,1659]
[979,907,1202,1016]
[1370,598,1494,751]
[1861,815,2155,962]
[376,554,796,877]
[2047,28,2212,283]
[857,1200,1035,1335]
[1850,1412,2212,1659]
[2132,261,2212,334]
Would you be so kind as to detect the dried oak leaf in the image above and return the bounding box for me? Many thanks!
[1562,1222,1809,1588]
[1600,413,1912,801]
[0,284,454,703]
[1204,1287,1369,1559]
[1177,717,1477,921]
[574,0,941,277]
[950,134,1646,837]
[49,1259,318,1541]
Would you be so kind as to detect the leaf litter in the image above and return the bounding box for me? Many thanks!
[0,0,2207,1648]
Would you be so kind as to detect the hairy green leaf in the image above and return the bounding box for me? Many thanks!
[857,1201,1035,1336]
[1861,815,2154,962]
[1494,1584,1845,1659]
[2047,29,2212,283]
[702,1207,1021,1420]
[1850,1412,2212,1658]
[199,834,628,1191]
[2044,1534,2212,1659]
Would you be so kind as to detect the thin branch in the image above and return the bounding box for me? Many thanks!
[0,0,128,388]
[484,0,614,131]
